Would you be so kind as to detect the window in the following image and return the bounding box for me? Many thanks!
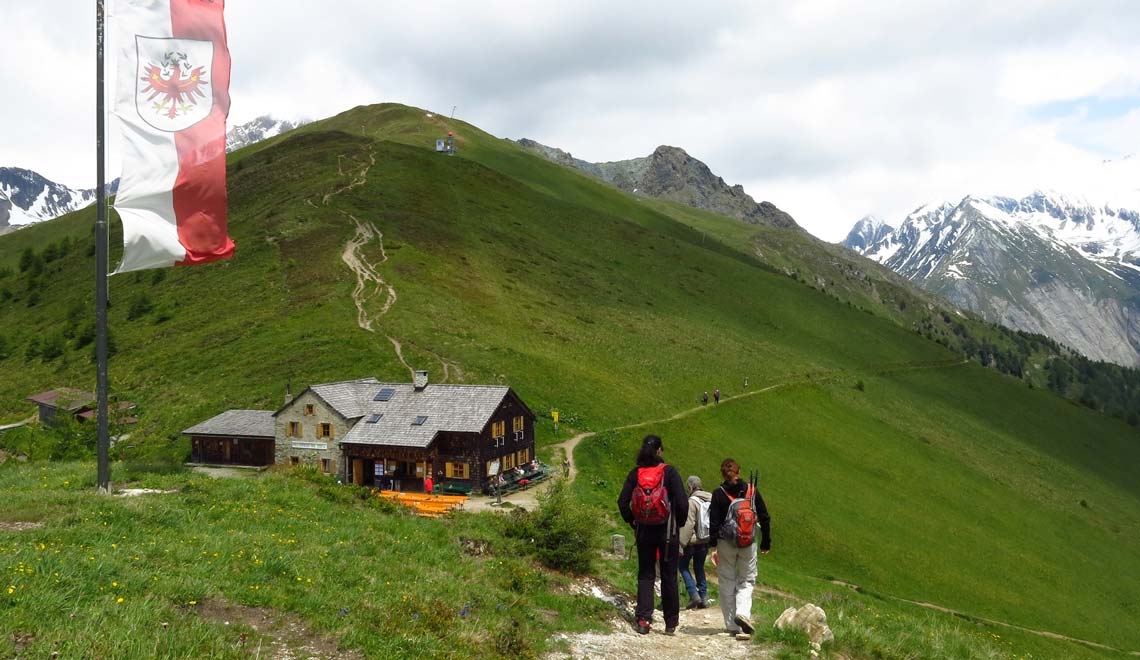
[517,448,530,465]
[366,414,382,424]
[290,456,299,466]
[318,423,332,439]
[321,459,331,474]
[373,388,395,401]
[491,420,505,439]
[304,404,314,416]
[512,415,524,432]
[446,462,469,479]
[288,421,301,437]
[412,415,428,426]
[503,453,516,470]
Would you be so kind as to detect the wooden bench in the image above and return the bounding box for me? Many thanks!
[439,481,473,496]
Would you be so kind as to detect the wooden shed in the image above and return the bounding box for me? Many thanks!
[182,409,276,467]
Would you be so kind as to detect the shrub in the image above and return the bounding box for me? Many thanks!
[504,478,602,574]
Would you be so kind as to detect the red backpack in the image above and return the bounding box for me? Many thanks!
[719,483,756,547]
[631,464,671,525]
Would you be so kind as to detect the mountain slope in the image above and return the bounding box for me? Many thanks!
[0,103,1137,656]
[847,193,1140,366]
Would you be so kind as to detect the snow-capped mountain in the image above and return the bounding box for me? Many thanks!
[1,116,308,234]
[226,115,309,152]
[0,167,99,232]
[841,215,893,252]
[845,191,1140,366]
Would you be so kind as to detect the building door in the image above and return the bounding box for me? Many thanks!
[352,459,364,486]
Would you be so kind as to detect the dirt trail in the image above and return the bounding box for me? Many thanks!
[319,143,466,381]
[340,216,396,332]
[543,595,775,659]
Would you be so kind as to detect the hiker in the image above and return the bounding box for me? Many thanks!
[744,376,748,389]
[714,388,720,404]
[562,456,570,477]
[424,473,434,495]
[702,391,709,406]
[709,458,771,638]
[617,435,688,636]
[678,475,712,609]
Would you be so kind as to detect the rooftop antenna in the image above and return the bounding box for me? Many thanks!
[450,105,457,119]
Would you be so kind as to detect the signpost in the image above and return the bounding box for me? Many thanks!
[552,410,559,433]
[488,459,501,505]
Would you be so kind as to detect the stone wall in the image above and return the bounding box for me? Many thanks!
[273,391,348,476]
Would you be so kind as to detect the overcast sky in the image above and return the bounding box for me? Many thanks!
[3,1,1139,240]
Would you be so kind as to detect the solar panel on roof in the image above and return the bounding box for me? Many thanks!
[367,413,383,423]
[412,415,428,426]
[373,388,396,401]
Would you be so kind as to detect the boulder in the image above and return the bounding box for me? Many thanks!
[774,603,834,645]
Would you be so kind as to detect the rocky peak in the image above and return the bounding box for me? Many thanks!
[516,138,799,229]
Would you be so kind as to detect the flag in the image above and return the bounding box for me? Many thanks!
[112,0,234,273]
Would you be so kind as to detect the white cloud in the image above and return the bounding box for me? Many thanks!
[2,0,1139,240]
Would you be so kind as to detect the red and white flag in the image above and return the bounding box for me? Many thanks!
[112,0,234,273]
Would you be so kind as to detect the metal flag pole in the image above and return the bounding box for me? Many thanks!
[95,0,111,494]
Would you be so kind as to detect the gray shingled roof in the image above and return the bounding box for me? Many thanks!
[306,378,382,419]
[339,383,513,448]
[182,410,276,438]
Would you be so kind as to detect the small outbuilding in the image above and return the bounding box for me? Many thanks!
[25,388,137,426]
[183,409,276,467]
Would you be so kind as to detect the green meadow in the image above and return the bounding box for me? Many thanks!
[0,463,610,658]
[1,103,1138,658]
[578,363,1140,655]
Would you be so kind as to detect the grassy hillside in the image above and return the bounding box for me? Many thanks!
[1,103,1137,658]
[578,363,1140,651]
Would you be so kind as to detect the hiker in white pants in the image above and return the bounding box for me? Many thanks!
[708,457,771,637]
[714,539,757,633]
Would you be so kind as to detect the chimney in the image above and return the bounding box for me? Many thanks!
[413,370,429,391]
[285,382,292,405]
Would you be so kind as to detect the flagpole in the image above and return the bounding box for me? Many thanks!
[95,0,111,494]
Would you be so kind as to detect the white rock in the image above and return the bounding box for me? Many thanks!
[773,603,834,645]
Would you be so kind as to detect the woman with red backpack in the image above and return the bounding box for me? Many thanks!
[708,457,771,638]
[617,435,689,635]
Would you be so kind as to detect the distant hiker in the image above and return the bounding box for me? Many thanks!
[714,388,720,404]
[702,391,709,406]
[678,475,712,610]
[562,456,570,477]
[424,473,434,495]
[709,458,771,638]
[618,435,688,636]
[744,376,749,389]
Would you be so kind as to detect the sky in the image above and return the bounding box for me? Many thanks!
[3,1,1140,241]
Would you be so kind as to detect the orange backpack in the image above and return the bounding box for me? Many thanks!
[719,483,756,547]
